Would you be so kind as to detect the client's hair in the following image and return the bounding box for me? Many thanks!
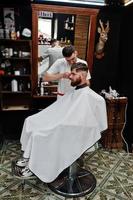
[62,45,75,57]
[71,62,88,73]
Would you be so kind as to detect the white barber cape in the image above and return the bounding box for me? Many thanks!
[20,87,107,183]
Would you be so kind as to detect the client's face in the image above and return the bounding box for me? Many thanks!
[69,69,82,86]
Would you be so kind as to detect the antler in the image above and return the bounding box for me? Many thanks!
[105,21,110,33]
[99,19,104,32]
[95,19,110,59]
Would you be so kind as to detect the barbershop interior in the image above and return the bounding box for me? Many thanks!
[0,0,133,199]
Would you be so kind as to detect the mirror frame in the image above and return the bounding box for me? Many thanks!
[32,4,99,95]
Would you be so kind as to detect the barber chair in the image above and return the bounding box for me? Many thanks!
[48,157,96,199]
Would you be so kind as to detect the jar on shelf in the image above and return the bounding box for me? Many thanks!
[11,30,17,40]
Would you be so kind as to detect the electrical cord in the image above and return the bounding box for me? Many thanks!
[120,102,130,155]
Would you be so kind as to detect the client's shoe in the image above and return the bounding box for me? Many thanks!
[16,158,29,167]
[21,166,33,177]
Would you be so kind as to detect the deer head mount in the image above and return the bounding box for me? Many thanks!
[95,19,110,59]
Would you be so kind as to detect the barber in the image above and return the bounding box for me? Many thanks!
[43,45,91,98]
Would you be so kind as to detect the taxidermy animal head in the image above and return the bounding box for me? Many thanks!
[95,19,110,59]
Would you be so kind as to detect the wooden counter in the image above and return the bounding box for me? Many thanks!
[100,97,128,149]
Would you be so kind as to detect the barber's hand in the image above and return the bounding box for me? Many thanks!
[63,72,71,79]
[38,56,43,62]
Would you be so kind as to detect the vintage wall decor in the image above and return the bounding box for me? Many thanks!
[95,19,110,59]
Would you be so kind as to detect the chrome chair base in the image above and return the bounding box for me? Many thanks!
[48,162,96,198]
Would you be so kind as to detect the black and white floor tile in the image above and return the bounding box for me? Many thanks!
[0,140,133,200]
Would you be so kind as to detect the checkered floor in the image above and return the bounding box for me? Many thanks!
[0,140,133,200]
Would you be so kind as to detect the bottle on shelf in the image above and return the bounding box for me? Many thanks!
[61,38,63,43]
[19,80,24,91]
[65,21,68,29]
[64,37,67,43]
[44,82,49,95]
[13,49,19,57]
[64,17,70,30]
[0,22,4,39]
[72,16,74,23]
[0,63,5,75]
[14,70,20,75]
[11,79,18,92]
[10,25,16,40]
[16,31,20,40]
[9,48,13,57]
[5,60,11,75]
[40,82,44,96]
[27,82,31,91]
[66,17,69,22]
[37,80,40,95]
[4,25,10,39]
[66,40,71,45]
[37,77,42,95]
[71,27,74,31]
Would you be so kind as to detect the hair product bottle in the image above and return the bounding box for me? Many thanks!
[11,79,18,92]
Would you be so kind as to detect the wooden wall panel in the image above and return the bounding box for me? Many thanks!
[74,15,90,60]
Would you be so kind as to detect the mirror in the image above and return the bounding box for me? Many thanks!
[38,13,90,76]
[32,4,99,95]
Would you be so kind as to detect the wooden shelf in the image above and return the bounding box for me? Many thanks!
[0,57,31,60]
[0,37,32,111]
[0,74,30,77]
[2,91,31,94]
[0,39,31,42]
[33,94,57,98]
[0,75,31,78]
[2,105,30,111]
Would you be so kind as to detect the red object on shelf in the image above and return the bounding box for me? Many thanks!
[0,70,5,75]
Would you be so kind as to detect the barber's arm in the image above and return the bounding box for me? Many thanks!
[38,54,49,62]
[43,72,70,82]
[43,72,63,81]
[43,59,70,82]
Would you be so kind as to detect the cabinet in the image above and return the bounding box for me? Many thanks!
[0,39,32,111]
[64,16,75,31]
[63,16,75,45]
[100,97,128,149]
[57,14,75,46]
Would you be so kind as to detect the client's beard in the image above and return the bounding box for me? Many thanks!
[71,78,81,87]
